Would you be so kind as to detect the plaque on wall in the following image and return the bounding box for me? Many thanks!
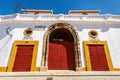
[34,25,46,31]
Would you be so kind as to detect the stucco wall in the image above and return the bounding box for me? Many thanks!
[0,21,120,68]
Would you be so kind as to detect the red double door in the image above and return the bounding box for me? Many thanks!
[48,41,75,70]
[12,45,34,72]
[89,45,109,71]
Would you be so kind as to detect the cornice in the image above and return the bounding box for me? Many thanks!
[0,13,120,22]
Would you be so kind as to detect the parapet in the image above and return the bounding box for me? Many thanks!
[22,9,53,15]
[69,10,100,15]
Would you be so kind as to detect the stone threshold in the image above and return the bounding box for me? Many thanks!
[0,71,120,77]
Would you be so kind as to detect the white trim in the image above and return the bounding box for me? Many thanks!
[0,14,120,22]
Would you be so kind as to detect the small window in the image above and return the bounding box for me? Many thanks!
[23,28,33,36]
[88,30,98,39]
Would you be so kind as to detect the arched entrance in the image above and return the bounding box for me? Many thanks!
[41,23,81,71]
[48,28,75,70]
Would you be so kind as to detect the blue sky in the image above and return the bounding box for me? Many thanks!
[0,0,120,15]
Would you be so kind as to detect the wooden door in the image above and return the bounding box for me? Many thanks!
[12,45,34,72]
[89,45,109,71]
[48,41,75,70]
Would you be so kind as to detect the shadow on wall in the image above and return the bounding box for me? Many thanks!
[0,22,52,40]
[73,22,120,32]
[0,22,36,40]
[0,21,120,39]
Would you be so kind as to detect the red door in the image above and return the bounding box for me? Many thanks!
[89,45,109,71]
[12,45,34,72]
[48,41,75,70]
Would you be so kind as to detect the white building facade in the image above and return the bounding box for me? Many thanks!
[0,10,120,80]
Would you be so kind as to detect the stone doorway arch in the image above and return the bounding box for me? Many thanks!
[41,23,81,71]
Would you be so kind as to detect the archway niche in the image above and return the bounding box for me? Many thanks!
[41,23,81,71]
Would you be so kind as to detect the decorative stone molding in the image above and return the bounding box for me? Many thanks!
[0,14,120,22]
[41,23,81,71]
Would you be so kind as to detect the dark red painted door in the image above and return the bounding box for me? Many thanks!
[12,45,34,72]
[89,45,109,71]
[48,41,75,70]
